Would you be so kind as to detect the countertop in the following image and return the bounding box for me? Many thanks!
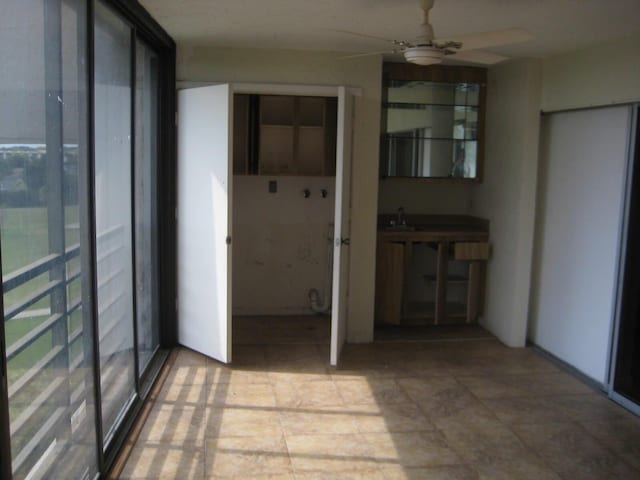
[377,214,489,242]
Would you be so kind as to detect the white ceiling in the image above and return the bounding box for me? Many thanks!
[140,0,640,61]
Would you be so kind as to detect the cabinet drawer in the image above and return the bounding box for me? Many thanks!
[454,242,490,260]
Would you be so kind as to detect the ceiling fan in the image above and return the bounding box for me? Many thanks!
[337,0,533,66]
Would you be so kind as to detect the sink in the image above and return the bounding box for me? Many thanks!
[382,224,415,232]
[414,224,482,232]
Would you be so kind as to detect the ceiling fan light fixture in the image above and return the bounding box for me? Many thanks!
[403,46,444,66]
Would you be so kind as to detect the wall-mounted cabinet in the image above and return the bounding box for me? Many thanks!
[380,63,486,181]
[233,94,337,176]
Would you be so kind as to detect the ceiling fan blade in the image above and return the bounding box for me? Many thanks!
[330,29,410,46]
[449,49,509,65]
[436,28,533,51]
[339,50,397,60]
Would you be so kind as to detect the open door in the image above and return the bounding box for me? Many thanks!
[177,84,233,363]
[330,87,354,366]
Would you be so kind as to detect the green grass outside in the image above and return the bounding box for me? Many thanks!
[1,206,82,385]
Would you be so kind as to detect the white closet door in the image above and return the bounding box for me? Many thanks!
[177,84,233,363]
[331,87,354,366]
[530,105,631,382]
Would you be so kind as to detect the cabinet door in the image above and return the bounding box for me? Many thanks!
[260,125,294,174]
[260,96,295,174]
[233,94,249,174]
[297,127,325,175]
[375,242,404,325]
[296,97,326,175]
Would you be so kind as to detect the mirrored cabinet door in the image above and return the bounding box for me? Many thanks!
[380,64,486,181]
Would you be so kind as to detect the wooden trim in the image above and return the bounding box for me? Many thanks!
[435,242,449,325]
[383,62,487,84]
[402,241,413,319]
[466,262,481,323]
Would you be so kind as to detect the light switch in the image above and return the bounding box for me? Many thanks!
[268,180,277,193]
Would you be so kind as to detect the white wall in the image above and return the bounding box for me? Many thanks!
[542,33,640,112]
[471,59,543,347]
[529,107,631,383]
[177,45,382,342]
[233,175,334,315]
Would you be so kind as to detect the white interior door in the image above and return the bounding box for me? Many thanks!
[330,86,354,366]
[177,84,233,363]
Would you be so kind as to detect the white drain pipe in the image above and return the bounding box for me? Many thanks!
[309,223,334,314]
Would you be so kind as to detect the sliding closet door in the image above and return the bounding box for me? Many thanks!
[531,106,631,383]
[611,107,640,411]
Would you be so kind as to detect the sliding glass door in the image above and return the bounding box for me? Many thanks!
[0,0,99,478]
[93,1,136,443]
[0,0,175,477]
[134,38,161,377]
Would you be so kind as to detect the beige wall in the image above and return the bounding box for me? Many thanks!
[378,181,472,215]
[542,33,640,111]
[177,45,382,342]
[471,59,543,347]
[233,176,335,315]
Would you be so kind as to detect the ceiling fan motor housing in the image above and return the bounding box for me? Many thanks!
[404,46,445,65]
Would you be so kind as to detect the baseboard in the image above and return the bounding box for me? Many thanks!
[527,340,607,393]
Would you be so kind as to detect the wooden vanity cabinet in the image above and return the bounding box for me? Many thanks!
[375,228,489,326]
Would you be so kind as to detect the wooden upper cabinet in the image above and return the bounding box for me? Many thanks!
[233,94,337,176]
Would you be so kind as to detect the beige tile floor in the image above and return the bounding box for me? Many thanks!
[120,318,640,479]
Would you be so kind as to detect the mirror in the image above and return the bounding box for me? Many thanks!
[380,80,482,179]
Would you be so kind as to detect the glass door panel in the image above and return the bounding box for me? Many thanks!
[0,0,99,478]
[134,38,160,376]
[94,0,136,443]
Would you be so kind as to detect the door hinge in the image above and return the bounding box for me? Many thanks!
[226,236,232,245]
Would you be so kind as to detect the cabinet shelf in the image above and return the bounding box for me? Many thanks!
[380,62,485,180]
[405,301,468,321]
[383,102,479,109]
[384,135,478,142]
[423,274,468,284]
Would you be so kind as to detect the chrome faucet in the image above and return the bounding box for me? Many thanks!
[396,206,406,226]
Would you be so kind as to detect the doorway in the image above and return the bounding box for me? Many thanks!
[231,93,337,350]
[177,84,354,367]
